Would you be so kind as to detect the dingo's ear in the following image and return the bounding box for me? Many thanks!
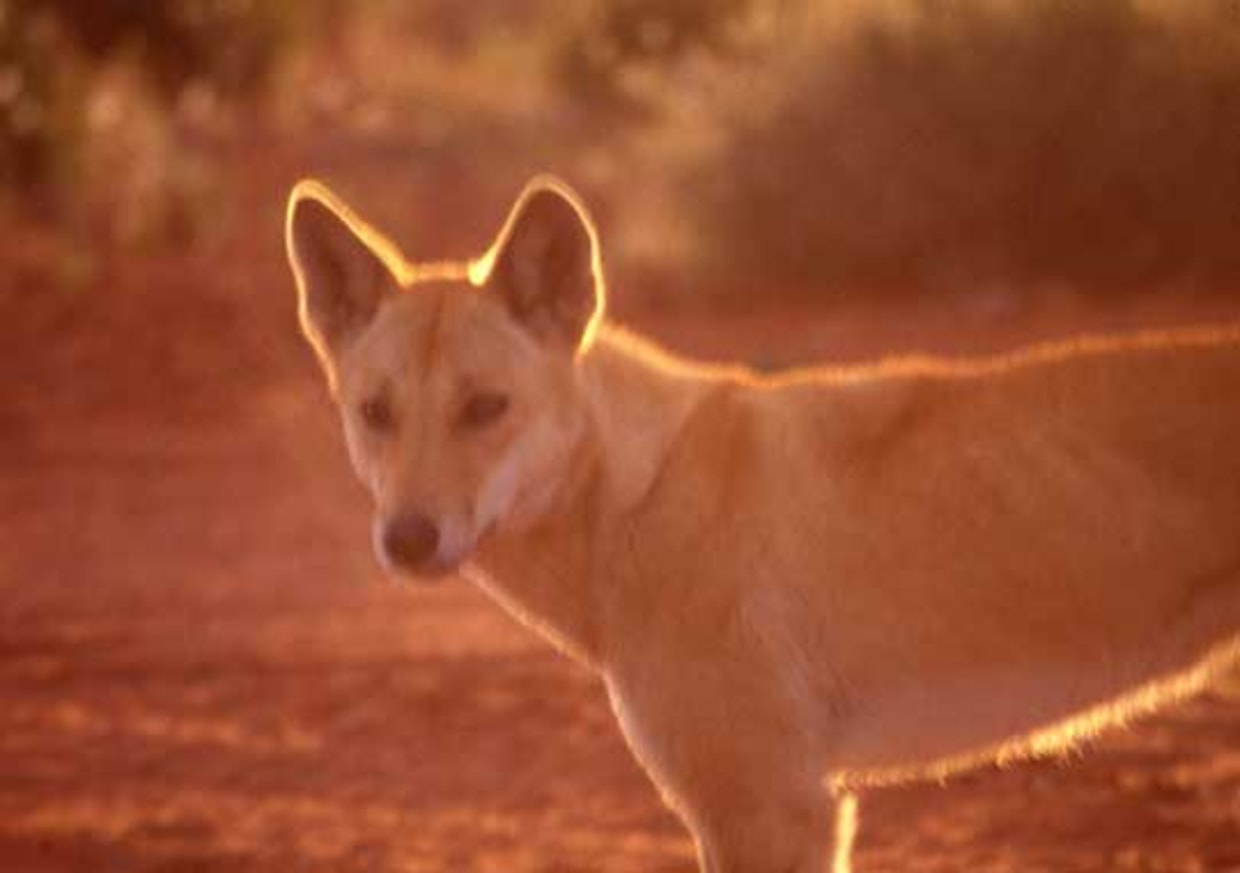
[286,180,397,386]
[484,177,603,352]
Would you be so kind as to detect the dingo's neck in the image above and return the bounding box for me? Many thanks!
[467,326,720,666]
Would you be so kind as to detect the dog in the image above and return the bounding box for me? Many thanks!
[285,175,1240,873]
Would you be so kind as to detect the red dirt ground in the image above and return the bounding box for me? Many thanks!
[5,231,1240,872]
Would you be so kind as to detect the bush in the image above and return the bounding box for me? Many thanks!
[552,0,755,119]
[0,0,319,227]
[0,3,81,207]
[687,0,1240,293]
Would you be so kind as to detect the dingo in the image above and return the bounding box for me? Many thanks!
[285,175,1240,873]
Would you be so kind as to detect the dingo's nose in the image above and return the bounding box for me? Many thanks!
[381,512,440,571]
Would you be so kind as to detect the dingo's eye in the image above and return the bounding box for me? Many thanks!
[459,390,510,431]
[359,396,395,433]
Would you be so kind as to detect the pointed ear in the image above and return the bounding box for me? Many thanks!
[285,180,396,386]
[484,177,604,351]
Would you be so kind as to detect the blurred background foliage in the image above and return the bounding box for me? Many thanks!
[690,0,1240,294]
[4,0,1240,299]
[1,0,339,243]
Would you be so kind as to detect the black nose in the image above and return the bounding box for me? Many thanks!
[381,512,440,570]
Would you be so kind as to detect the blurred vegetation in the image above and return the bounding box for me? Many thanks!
[6,0,1240,297]
[679,0,1240,294]
[0,0,332,242]
[552,0,758,120]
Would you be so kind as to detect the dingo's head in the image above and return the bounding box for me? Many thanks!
[285,177,604,581]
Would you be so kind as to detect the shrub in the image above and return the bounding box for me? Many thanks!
[0,0,319,227]
[552,0,755,119]
[686,0,1240,293]
[0,2,82,208]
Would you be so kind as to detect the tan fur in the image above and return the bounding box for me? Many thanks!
[286,176,1240,873]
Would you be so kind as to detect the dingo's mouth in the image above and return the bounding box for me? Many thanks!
[374,553,466,585]
[390,561,462,584]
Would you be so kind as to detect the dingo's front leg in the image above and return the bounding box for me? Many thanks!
[606,674,854,873]
[688,787,856,873]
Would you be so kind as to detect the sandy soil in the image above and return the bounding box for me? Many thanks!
[5,250,1240,872]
